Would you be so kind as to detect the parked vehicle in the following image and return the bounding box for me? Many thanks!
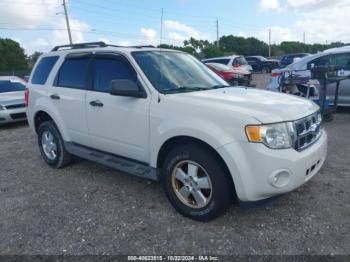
[268,46,350,106]
[0,76,27,125]
[280,53,310,68]
[27,42,327,221]
[245,56,280,73]
[202,55,253,72]
[205,62,251,86]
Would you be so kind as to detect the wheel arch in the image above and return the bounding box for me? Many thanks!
[33,109,70,141]
[156,135,236,196]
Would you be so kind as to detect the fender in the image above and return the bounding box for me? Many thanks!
[149,116,237,167]
[31,96,71,142]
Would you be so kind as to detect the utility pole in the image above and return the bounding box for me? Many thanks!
[62,0,73,44]
[216,18,219,48]
[268,28,271,57]
[160,8,163,46]
[303,32,306,44]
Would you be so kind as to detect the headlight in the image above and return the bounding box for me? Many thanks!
[245,122,295,149]
[0,105,5,111]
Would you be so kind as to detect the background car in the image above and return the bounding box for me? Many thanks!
[202,55,253,73]
[205,62,251,86]
[0,76,27,125]
[245,56,280,73]
[280,53,310,68]
[267,46,350,106]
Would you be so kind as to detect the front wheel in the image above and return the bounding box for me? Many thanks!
[161,144,235,221]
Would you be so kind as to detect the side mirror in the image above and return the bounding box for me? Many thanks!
[110,79,146,98]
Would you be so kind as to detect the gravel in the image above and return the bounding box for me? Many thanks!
[0,109,349,256]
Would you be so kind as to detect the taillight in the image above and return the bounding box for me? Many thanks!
[271,72,280,77]
[24,88,29,107]
[232,63,240,68]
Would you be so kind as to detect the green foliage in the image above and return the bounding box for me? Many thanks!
[158,44,197,56]
[28,51,43,68]
[159,35,348,59]
[0,38,28,71]
[219,35,269,56]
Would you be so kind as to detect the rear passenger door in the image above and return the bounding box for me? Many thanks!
[52,53,91,145]
[86,53,150,163]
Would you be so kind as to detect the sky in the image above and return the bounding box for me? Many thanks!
[0,0,350,55]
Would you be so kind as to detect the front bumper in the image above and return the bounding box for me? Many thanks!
[0,108,27,125]
[217,129,328,201]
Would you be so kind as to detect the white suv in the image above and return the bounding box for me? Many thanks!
[26,42,328,221]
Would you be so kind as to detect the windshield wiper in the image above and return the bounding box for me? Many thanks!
[211,84,231,89]
[165,86,209,93]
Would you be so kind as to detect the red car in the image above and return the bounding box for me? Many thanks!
[205,62,251,86]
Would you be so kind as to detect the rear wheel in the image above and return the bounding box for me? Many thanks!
[161,144,234,221]
[38,121,72,168]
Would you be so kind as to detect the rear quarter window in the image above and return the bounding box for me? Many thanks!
[31,56,59,85]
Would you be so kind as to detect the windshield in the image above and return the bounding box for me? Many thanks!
[0,80,26,93]
[132,51,229,93]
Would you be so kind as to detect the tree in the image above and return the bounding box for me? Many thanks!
[0,38,28,71]
[28,51,43,68]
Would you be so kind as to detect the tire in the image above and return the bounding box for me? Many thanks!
[161,144,235,221]
[37,121,72,168]
[322,111,333,122]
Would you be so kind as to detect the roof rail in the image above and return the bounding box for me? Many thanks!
[51,41,107,51]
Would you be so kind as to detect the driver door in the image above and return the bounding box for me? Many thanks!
[86,53,150,163]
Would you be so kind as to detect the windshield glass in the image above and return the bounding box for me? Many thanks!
[0,80,26,93]
[132,51,228,93]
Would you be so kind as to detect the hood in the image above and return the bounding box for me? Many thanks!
[169,87,318,123]
[0,91,25,106]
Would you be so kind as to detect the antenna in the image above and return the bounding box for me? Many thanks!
[160,8,164,46]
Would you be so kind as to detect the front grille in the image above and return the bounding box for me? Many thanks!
[293,111,322,151]
[10,113,27,120]
[6,103,26,109]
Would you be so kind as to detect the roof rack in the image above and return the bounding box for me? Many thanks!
[51,42,156,52]
[51,41,107,51]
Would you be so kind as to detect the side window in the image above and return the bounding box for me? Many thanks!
[31,56,59,85]
[310,56,330,67]
[93,57,135,93]
[330,53,350,70]
[57,57,90,89]
[206,59,229,65]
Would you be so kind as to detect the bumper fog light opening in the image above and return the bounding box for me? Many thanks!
[269,170,291,188]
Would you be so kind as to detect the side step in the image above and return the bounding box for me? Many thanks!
[65,142,158,181]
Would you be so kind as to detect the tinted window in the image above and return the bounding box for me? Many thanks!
[311,56,330,67]
[0,81,26,93]
[31,56,59,85]
[205,59,230,65]
[94,57,135,93]
[57,58,90,89]
[330,53,350,70]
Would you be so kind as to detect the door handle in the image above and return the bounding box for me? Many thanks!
[89,100,104,107]
[50,94,60,100]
